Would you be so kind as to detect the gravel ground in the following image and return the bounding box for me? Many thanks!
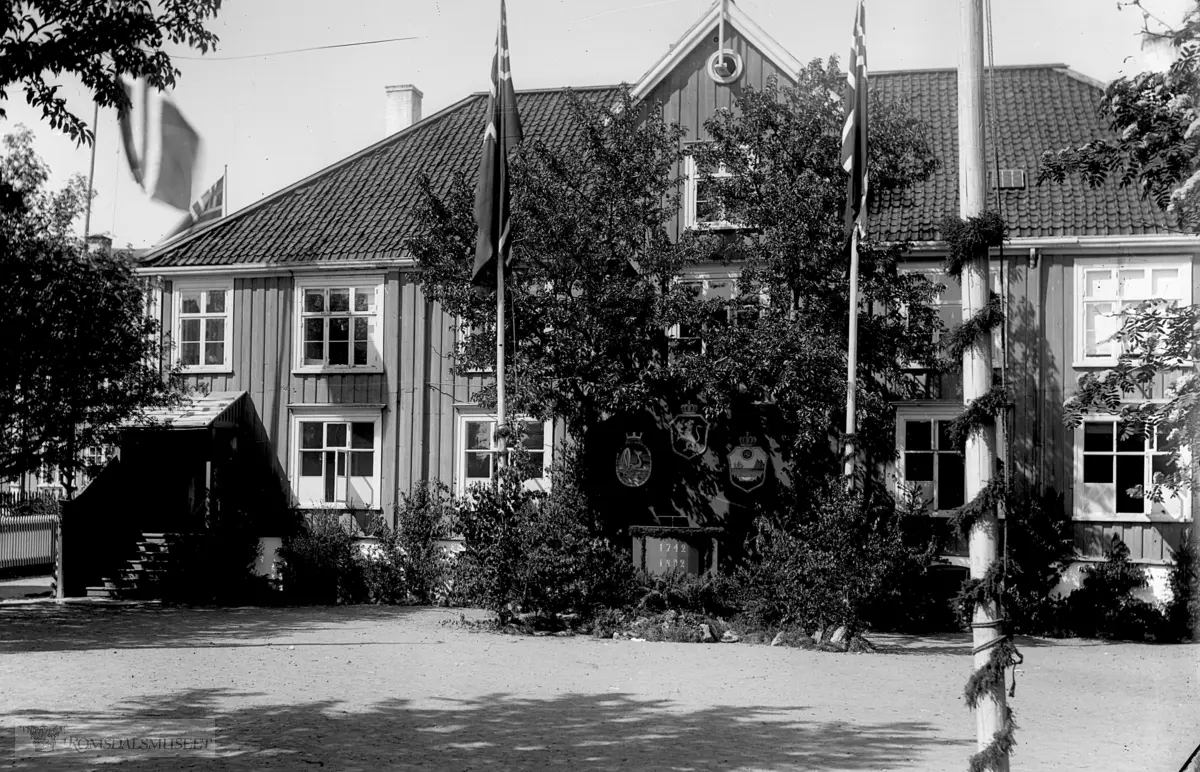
[0,603,1196,771]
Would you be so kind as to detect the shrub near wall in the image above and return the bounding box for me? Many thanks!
[277,511,367,605]
[453,451,637,626]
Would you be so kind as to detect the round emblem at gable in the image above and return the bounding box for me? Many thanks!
[707,49,744,85]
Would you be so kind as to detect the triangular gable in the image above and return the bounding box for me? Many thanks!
[630,0,801,101]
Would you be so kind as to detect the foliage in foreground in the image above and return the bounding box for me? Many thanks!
[1,1,222,144]
[452,451,637,625]
[736,478,943,638]
[0,126,187,494]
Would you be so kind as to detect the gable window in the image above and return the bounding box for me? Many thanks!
[1074,417,1189,521]
[294,275,384,373]
[173,280,232,371]
[290,408,382,508]
[1074,258,1191,367]
[455,412,551,493]
[683,149,749,230]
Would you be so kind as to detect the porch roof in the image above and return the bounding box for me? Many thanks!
[133,392,247,430]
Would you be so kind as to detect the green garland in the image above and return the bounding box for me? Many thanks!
[968,707,1018,772]
[942,208,1019,772]
[947,475,1006,537]
[947,386,1011,451]
[941,211,1007,278]
[942,294,1005,363]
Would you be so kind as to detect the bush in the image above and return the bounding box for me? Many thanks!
[453,448,636,624]
[1066,537,1166,640]
[158,528,263,604]
[391,482,458,604]
[277,511,366,605]
[1001,491,1077,635]
[1165,531,1198,641]
[735,477,942,637]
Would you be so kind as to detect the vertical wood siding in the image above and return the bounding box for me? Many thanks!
[1027,251,1198,563]
[158,273,397,513]
[641,23,795,241]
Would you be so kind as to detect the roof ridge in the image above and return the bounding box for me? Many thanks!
[140,90,489,263]
[874,62,1073,76]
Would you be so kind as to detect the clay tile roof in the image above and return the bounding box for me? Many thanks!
[144,66,1170,268]
[871,64,1170,242]
[143,86,624,267]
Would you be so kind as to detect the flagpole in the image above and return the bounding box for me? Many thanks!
[496,254,507,471]
[843,225,860,482]
[83,102,100,239]
[223,164,228,217]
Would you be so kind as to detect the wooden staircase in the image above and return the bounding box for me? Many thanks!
[84,533,170,599]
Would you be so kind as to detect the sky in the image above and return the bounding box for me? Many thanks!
[2,0,1192,249]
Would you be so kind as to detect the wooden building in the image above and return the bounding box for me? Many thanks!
[135,1,1195,595]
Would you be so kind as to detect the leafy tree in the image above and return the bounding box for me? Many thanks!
[0,126,186,496]
[410,64,941,489]
[409,88,704,459]
[1,0,222,144]
[683,61,941,481]
[1037,0,1200,229]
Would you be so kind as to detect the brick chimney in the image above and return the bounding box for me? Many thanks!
[86,234,112,254]
[385,84,423,136]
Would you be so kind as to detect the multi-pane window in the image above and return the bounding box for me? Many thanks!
[900,418,965,512]
[176,285,231,369]
[459,417,549,492]
[683,151,749,230]
[1076,260,1190,365]
[901,265,1002,400]
[670,278,763,356]
[300,286,379,368]
[1076,419,1184,519]
[295,418,378,507]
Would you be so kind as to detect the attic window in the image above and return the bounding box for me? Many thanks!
[992,169,1027,190]
[707,49,743,85]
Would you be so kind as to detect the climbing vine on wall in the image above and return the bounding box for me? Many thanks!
[939,210,1021,772]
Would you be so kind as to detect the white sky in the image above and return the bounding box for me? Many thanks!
[1,0,1190,248]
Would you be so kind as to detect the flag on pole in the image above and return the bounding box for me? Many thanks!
[159,174,225,243]
[841,0,869,241]
[118,78,203,212]
[471,0,523,288]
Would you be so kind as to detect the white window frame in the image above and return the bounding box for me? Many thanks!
[1072,256,1192,368]
[682,147,751,231]
[173,278,233,373]
[1072,412,1192,523]
[894,404,970,516]
[454,408,552,495]
[667,271,766,354]
[289,406,383,510]
[900,262,1003,361]
[293,273,385,374]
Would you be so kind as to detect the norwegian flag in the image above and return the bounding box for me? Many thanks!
[160,174,225,243]
[471,0,524,288]
[841,0,869,241]
[117,77,203,212]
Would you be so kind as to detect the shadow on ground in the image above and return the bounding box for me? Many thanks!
[3,687,966,771]
[0,605,440,654]
[868,632,1061,656]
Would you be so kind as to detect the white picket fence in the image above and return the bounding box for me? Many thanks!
[0,515,58,572]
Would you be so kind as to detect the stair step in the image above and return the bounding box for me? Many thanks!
[85,586,115,598]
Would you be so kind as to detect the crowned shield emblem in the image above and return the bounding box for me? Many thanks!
[615,432,652,488]
[727,434,768,492]
[670,403,709,459]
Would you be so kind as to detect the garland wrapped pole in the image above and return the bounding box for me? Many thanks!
[958,1,1008,769]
